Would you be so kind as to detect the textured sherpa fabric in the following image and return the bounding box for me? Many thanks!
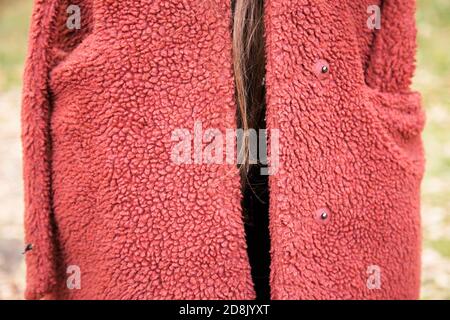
[21,0,425,299]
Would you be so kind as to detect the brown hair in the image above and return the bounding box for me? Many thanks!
[232,0,266,180]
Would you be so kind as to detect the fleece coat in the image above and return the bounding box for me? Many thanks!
[21,0,425,300]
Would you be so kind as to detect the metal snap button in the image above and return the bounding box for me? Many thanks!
[315,207,331,225]
[313,59,330,80]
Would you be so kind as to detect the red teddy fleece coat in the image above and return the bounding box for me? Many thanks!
[22,0,425,299]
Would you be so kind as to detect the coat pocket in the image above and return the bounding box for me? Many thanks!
[360,86,426,178]
[49,33,99,96]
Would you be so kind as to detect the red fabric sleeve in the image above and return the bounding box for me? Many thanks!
[21,0,60,300]
[365,0,418,92]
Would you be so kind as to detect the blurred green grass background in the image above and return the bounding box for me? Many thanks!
[414,0,450,299]
[0,0,448,299]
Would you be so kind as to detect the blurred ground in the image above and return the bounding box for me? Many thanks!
[0,0,449,299]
